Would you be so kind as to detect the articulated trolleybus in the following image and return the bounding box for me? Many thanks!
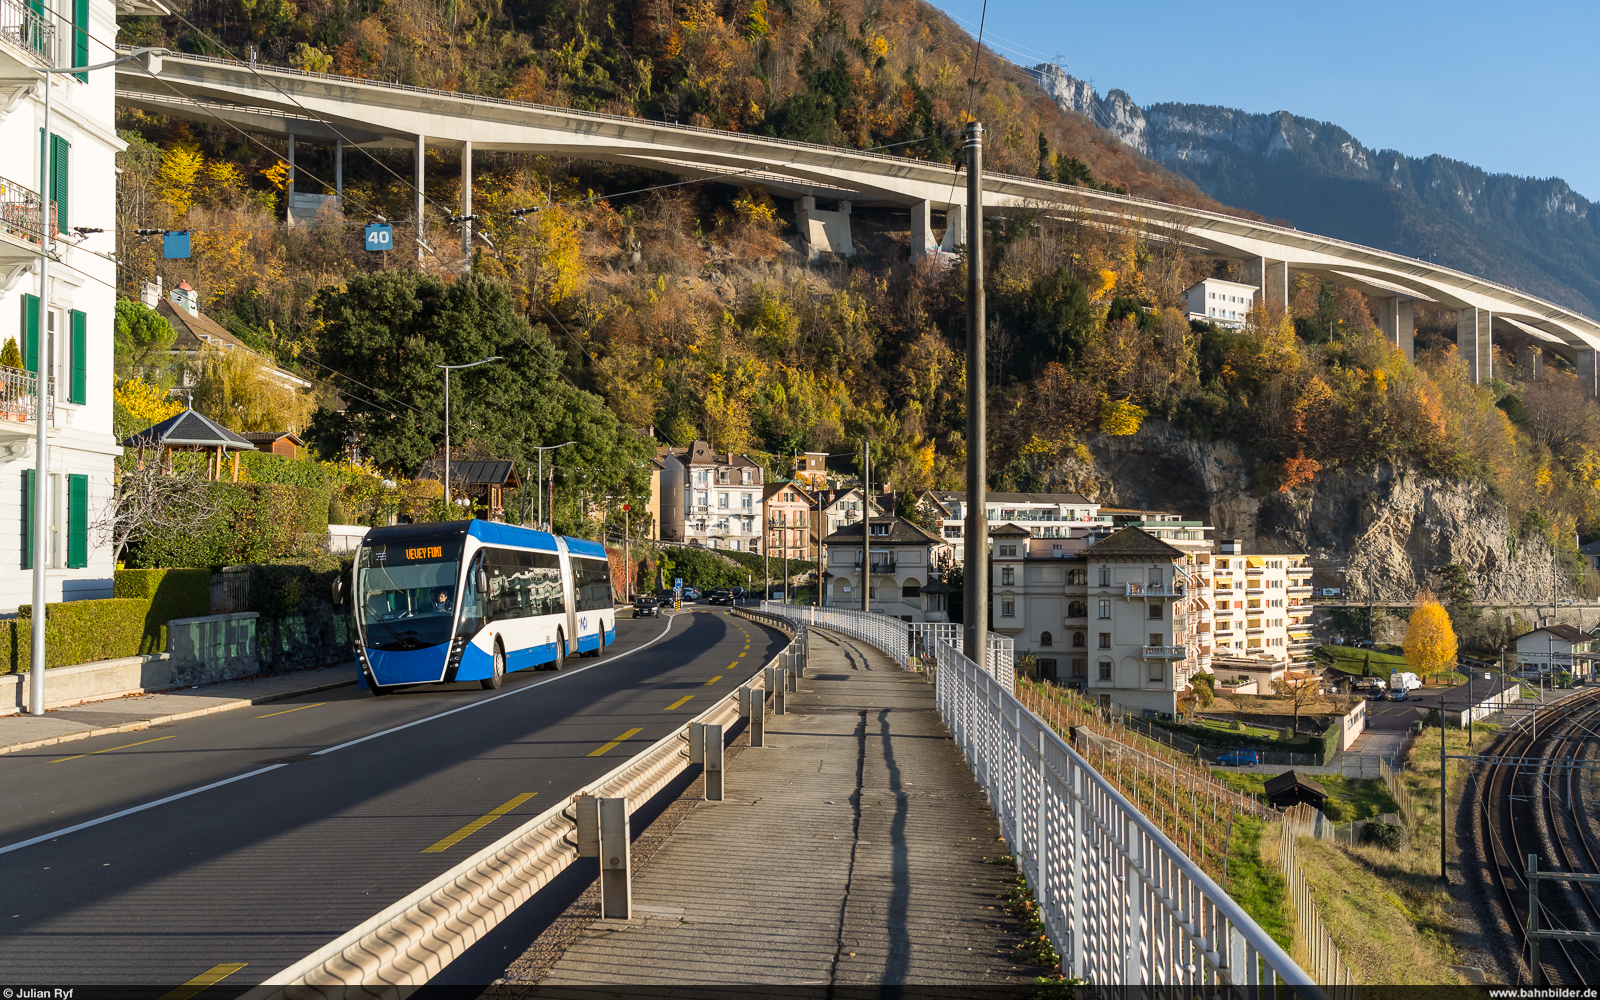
[351,520,617,695]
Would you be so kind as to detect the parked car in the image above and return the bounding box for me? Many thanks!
[1389,688,1409,702]
[1354,639,1376,650]
[708,589,734,606]
[682,586,702,601]
[1214,749,1261,768]
[632,596,662,618]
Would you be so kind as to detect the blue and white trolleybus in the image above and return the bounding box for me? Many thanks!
[350,520,618,694]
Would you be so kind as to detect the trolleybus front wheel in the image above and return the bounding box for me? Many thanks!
[365,665,392,697]
[483,642,506,690]
[553,630,566,671]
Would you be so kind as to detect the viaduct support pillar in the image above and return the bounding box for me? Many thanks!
[460,140,473,259]
[286,133,295,206]
[1458,307,1492,383]
[1245,256,1288,308]
[1580,349,1599,400]
[1376,296,1415,361]
[334,139,343,202]
[939,201,967,253]
[910,200,936,260]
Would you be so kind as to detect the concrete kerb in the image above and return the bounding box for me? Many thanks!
[240,613,796,996]
[0,669,358,757]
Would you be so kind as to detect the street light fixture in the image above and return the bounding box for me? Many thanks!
[436,356,502,507]
[28,46,165,718]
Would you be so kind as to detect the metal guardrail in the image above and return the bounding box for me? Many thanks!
[240,608,801,995]
[769,603,1323,993]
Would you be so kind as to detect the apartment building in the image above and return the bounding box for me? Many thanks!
[1210,540,1315,671]
[1182,277,1258,329]
[991,524,1204,715]
[762,480,814,559]
[792,451,830,490]
[0,0,146,612]
[821,516,951,622]
[813,485,886,539]
[659,440,765,551]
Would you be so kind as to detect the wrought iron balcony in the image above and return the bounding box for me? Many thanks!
[0,0,54,63]
[0,172,55,248]
[0,363,52,430]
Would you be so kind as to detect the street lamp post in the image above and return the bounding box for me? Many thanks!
[436,356,502,507]
[29,47,164,718]
[529,441,577,530]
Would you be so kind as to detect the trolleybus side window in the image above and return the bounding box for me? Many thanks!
[481,547,564,621]
[459,552,487,635]
[572,558,612,612]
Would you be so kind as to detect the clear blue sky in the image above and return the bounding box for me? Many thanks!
[927,0,1600,201]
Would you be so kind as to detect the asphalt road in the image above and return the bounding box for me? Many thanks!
[0,607,785,988]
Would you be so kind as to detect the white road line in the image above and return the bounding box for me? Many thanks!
[0,615,684,857]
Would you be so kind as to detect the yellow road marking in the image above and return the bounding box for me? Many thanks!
[738,652,746,657]
[158,963,248,1000]
[705,675,723,685]
[422,793,537,853]
[51,734,176,764]
[728,661,739,669]
[666,695,694,710]
[588,727,644,757]
[256,702,325,719]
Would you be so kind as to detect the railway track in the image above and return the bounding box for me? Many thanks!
[1474,687,1600,984]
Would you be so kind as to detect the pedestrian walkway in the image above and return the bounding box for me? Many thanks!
[0,664,354,755]
[505,628,1041,988]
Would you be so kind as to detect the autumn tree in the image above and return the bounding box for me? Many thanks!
[1403,590,1459,677]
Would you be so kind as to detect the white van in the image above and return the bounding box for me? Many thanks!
[1390,671,1422,692]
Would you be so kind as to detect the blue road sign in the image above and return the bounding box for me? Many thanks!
[162,231,190,259]
[365,223,393,251]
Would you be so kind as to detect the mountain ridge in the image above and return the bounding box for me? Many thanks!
[1027,64,1600,318]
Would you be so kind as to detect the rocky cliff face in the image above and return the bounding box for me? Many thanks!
[1078,421,1568,605]
[1023,64,1600,318]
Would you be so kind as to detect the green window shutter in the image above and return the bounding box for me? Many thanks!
[21,293,38,375]
[67,473,87,568]
[73,0,88,81]
[69,308,85,404]
[20,469,32,571]
[51,135,68,234]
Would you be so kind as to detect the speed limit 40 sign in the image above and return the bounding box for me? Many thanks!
[365,223,393,251]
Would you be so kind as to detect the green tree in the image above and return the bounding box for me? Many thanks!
[114,298,177,382]
[0,336,21,371]
[1014,267,1095,374]
[308,272,651,531]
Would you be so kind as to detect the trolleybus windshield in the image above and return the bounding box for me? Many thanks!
[356,538,464,650]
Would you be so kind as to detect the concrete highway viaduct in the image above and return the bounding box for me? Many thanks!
[116,50,1600,393]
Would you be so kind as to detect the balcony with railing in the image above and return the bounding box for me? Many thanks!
[0,0,54,65]
[0,363,52,440]
[1141,645,1185,660]
[0,173,56,260]
[1287,585,1315,596]
[1124,582,1185,598]
[870,560,897,574]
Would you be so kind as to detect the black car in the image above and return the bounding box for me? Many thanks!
[708,589,734,606]
[730,586,746,602]
[632,597,662,618]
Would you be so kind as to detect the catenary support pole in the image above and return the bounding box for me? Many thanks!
[862,435,870,614]
[460,140,472,259]
[414,133,426,265]
[29,67,52,716]
[962,120,988,663]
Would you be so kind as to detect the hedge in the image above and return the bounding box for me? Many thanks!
[114,568,213,652]
[128,482,330,568]
[239,451,330,490]
[6,599,156,671]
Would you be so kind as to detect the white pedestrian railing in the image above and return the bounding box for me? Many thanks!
[766,602,1325,994]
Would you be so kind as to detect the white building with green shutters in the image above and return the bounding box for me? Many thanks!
[0,0,155,612]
